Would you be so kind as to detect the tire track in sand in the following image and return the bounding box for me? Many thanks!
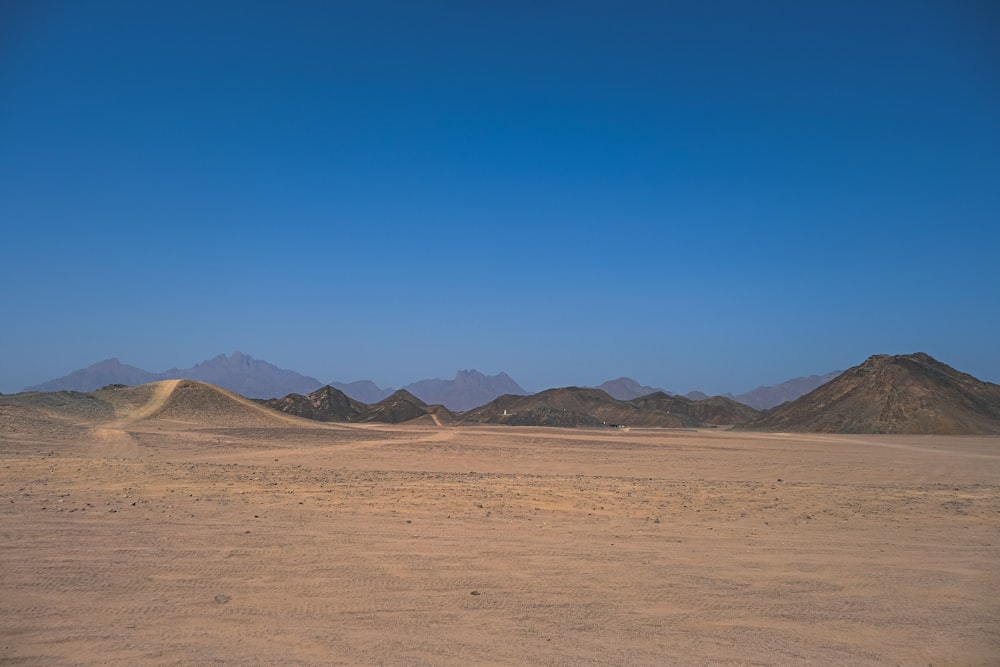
[88,380,183,455]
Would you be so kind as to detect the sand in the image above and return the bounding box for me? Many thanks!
[1,412,998,665]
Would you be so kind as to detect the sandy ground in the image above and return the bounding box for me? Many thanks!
[2,415,998,665]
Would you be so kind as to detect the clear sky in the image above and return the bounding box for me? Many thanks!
[2,0,998,395]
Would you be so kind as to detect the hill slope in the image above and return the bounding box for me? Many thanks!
[2,379,318,436]
[96,379,313,428]
[745,353,1000,434]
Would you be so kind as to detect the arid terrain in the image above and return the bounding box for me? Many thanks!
[1,381,998,665]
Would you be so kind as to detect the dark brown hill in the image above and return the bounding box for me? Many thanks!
[460,388,621,427]
[691,395,763,425]
[459,387,760,428]
[260,385,367,422]
[359,389,452,424]
[629,392,761,427]
[745,353,1000,434]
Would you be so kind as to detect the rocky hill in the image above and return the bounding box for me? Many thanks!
[359,390,450,424]
[458,388,610,427]
[745,353,1000,434]
[260,385,368,422]
[262,386,454,425]
[459,387,760,428]
[629,392,762,427]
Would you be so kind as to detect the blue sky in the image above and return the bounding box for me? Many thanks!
[2,0,998,395]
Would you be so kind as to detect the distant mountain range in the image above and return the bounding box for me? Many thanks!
[594,375,827,408]
[725,371,843,410]
[26,352,839,410]
[23,352,324,399]
[16,352,1000,434]
[330,370,527,410]
[404,370,527,411]
[23,355,528,408]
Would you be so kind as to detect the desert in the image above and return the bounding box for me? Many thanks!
[7,2,999,664]
[1,380,998,665]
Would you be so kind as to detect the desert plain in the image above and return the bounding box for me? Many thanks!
[1,382,998,665]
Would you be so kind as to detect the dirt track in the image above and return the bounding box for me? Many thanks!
[1,416,998,665]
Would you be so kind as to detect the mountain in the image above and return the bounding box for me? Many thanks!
[260,385,367,422]
[729,371,843,410]
[596,377,667,401]
[166,352,324,399]
[328,380,394,404]
[24,358,160,393]
[745,353,1000,434]
[24,352,323,399]
[459,387,761,428]
[403,370,527,412]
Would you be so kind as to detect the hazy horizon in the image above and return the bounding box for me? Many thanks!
[2,2,998,396]
[6,349,979,400]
